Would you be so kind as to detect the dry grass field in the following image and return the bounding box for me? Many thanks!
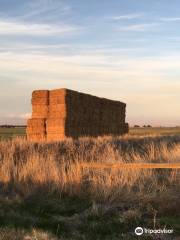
[0,129,180,239]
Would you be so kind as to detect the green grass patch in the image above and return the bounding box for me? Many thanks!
[0,127,26,139]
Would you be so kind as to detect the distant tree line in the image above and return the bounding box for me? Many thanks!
[0,125,27,128]
[134,125,152,128]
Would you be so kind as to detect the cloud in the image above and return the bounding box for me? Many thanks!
[19,113,31,119]
[160,17,180,22]
[116,23,159,32]
[0,112,31,125]
[0,116,28,125]
[0,42,147,58]
[1,50,180,84]
[2,113,30,119]
[20,0,71,21]
[0,19,77,36]
[110,15,180,33]
[110,13,143,20]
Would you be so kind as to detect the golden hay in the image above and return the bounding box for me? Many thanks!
[26,133,46,141]
[32,90,49,98]
[32,105,49,118]
[27,88,128,141]
[31,97,49,105]
[46,133,66,141]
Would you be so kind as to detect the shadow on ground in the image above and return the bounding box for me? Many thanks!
[0,181,180,240]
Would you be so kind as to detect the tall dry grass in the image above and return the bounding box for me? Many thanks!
[0,134,179,240]
[0,135,179,202]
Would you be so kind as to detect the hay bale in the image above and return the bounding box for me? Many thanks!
[46,118,65,126]
[49,89,66,105]
[26,128,46,134]
[27,118,46,126]
[32,105,49,118]
[31,97,49,105]
[47,133,66,141]
[32,90,49,98]
[48,104,67,118]
[26,118,46,135]
[49,88,67,98]
[46,118,65,130]
[27,133,46,141]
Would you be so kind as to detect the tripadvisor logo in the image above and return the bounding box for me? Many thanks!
[135,227,143,236]
[135,226,173,236]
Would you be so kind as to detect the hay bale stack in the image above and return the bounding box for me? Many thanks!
[27,88,129,141]
[47,89,128,140]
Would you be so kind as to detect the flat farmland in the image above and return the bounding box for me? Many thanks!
[0,127,180,139]
[0,127,26,139]
[130,127,180,136]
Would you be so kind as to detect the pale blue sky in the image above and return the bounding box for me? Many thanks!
[0,0,180,126]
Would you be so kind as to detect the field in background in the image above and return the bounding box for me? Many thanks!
[0,126,180,139]
[130,127,180,136]
[0,127,25,139]
[0,134,180,239]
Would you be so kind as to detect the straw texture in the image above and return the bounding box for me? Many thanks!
[27,88,128,141]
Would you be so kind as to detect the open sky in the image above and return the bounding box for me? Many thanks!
[0,0,180,126]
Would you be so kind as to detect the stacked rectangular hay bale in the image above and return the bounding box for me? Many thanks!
[27,88,129,141]
[26,90,49,141]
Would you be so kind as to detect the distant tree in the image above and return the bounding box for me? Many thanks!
[0,125,14,128]
[134,125,140,128]
[0,125,26,128]
[147,125,152,128]
[143,125,147,128]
